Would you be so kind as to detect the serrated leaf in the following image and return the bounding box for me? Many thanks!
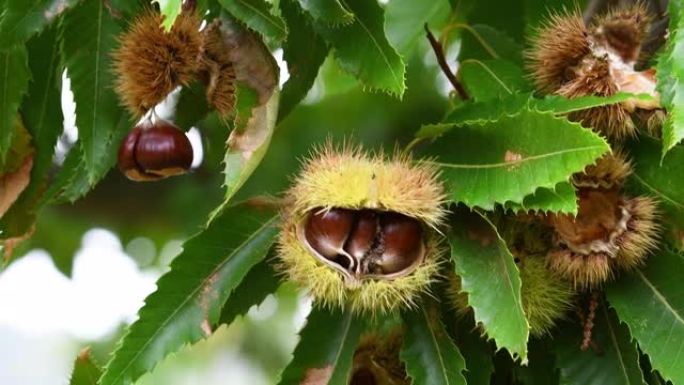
[218,0,288,43]
[296,0,353,25]
[459,59,528,101]
[385,0,451,56]
[554,304,645,385]
[205,19,280,219]
[0,46,31,163]
[44,115,129,204]
[70,348,102,385]
[607,249,684,385]
[153,0,182,31]
[61,0,125,183]
[533,93,657,115]
[656,0,684,159]
[401,305,467,385]
[0,0,77,46]
[1,24,64,238]
[218,258,280,326]
[424,109,609,210]
[449,210,529,362]
[415,93,645,140]
[313,0,406,97]
[278,307,365,385]
[100,204,279,385]
[627,137,684,229]
[503,182,577,215]
[278,0,328,122]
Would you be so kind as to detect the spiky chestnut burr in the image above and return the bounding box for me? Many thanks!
[572,151,632,189]
[527,4,661,139]
[276,144,447,314]
[547,188,658,288]
[117,118,193,181]
[351,331,409,385]
[113,9,203,117]
[447,256,573,337]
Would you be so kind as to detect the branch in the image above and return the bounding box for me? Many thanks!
[424,23,469,101]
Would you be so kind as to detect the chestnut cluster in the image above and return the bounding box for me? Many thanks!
[117,119,193,182]
[303,208,424,281]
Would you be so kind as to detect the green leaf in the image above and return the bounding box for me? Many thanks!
[459,59,528,101]
[278,0,329,122]
[449,210,529,362]
[70,348,103,385]
[460,24,523,65]
[45,115,129,204]
[278,307,365,385]
[656,0,684,159]
[0,0,77,46]
[401,305,468,385]
[0,24,64,237]
[554,304,645,385]
[607,249,684,385]
[627,137,684,229]
[424,109,609,210]
[296,0,353,25]
[206,19,281,220]
[447,312,494,385]
[174,82,211,130]
[313,0,406,97]
[60,0,125,183]
[100,204,279,385]
[415,93,645,140]
[218,0,288,43]
[533,93,657,115]
[218,259,280,326]
[219,87,279,214]
[385,0,451,56]
[0,46,31,163]
[153,0,182,31]
[503,182,578,215]
[465,0,524,42]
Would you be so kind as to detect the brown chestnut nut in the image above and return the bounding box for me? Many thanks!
[117,119,193,182]
[345,210,378,260]
[304,208,354,262]
[376,213,423,274]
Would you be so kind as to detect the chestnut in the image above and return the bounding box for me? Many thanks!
[304,208,354,262]
[376,213,423,274]
[345,210,378,260]
[117,119,193,181]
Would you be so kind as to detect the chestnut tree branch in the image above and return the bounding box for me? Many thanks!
[424,23,470,101]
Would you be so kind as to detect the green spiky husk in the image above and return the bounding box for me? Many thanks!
[276,144,447,314]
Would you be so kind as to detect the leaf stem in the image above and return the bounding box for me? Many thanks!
[424,24,470,101]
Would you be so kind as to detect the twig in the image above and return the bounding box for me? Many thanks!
[424,24,470,101]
